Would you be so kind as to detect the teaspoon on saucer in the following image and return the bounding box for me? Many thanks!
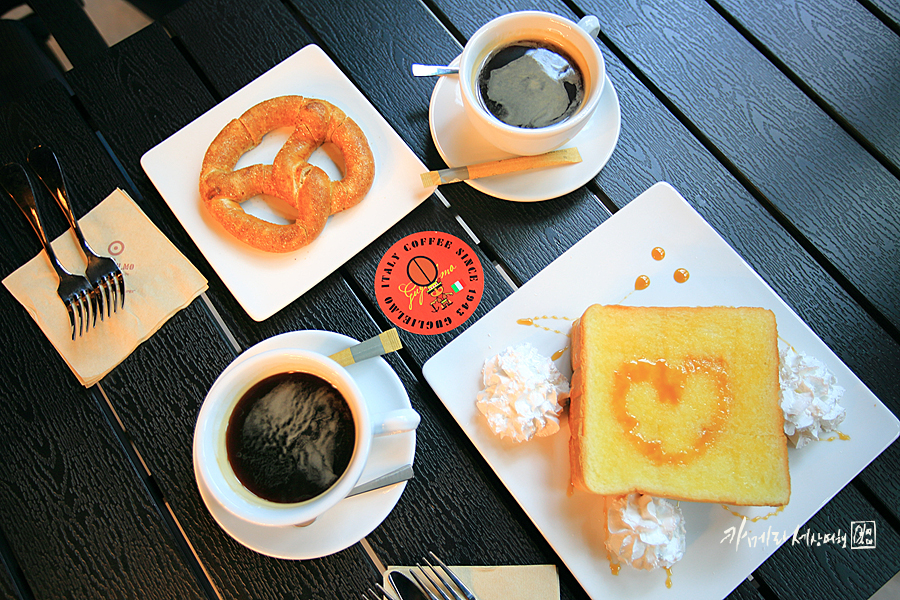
[411,64,459,77]
[329,328,402,366]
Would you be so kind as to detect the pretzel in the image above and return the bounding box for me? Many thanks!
[199,96,375,253]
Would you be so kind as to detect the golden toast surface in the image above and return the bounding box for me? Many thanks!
[569,305,790,506]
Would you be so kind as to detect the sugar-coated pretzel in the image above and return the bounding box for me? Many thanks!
[199,96,375,253]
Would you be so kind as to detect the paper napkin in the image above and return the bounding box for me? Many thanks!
[384,564,560,600]
[3,188,208,387]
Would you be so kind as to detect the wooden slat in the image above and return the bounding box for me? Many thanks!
[0,528,25,600]
[578,0,900,334]
[865,0,900,30]
[164,0,312,100]
[0,81,206,600]
[26,0,107,69]
[756,484,900,599]
[714,0,900,171]
[64,24,216,207]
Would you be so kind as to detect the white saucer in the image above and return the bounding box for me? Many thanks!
[428,56,621,201]
[193,330,416,559]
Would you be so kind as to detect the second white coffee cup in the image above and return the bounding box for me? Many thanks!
[194,347,420,527]
[458,11,606,156]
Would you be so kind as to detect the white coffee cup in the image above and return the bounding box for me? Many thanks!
[194,348,420,527]
[458,11,605,156]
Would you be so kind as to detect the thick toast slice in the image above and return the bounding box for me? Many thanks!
[569,305,790,506]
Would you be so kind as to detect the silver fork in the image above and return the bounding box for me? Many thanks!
[1,162,94,339]
[28,145,125,319]
[409,552,478,600]
[362,584,397,600]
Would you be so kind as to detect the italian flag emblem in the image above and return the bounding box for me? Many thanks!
[450,281,463,293]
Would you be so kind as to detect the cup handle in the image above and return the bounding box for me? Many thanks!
[371,408,421,437]
[578,15,600,38]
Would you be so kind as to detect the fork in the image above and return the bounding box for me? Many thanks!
[1,162,94,340]
[362,584,398,600]
[409,552,479,600]
[28,145,125,319]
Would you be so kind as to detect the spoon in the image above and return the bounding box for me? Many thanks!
[329,328,401,366]
[411,63,459,77]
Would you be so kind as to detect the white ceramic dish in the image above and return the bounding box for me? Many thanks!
[422,182,899,599]
[428,55,620,201]
[194,330,416,559]
[141,45,432,321]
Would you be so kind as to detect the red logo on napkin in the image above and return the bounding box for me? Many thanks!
[374,232,483,335]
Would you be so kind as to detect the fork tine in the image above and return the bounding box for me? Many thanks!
[116,270,125,309]
[364,586,395,600]
[413,566,454,600]
[93,279,105,322]
[428,552,477,600]
[65,300,77,340]
[79,290,92,335]
[71,295,84,338]
[408,569,442,600]
[87,286,98,328]
[101,277,112,319]
[110,275,119,314]
[85,290,94,330]
[423,561,462,600]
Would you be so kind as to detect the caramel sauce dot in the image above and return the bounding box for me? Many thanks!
[516,318,534,326]
[674,268,690,283]
[652,247,666,261]
[635,275,651,290]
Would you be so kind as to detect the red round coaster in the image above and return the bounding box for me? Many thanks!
[374,232,484,335]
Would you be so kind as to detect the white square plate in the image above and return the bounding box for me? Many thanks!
[141,45,431,321]
[422,182,898,599]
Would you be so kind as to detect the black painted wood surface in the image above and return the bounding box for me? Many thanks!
[0,0,897,598]
[712,0,900,171]
[0,84,206,599]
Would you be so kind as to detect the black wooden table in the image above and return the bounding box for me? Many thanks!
[1,0,898,598]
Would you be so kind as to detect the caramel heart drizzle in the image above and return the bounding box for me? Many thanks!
[612,357,732,465]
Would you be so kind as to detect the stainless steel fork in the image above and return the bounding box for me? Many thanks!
[409,553,479,600]
[1,162,94,339]
[28,145,125,319]
[362,584,398,600]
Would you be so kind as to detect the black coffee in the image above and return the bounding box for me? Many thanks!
[477,41,585,129]
[226,371,356,504]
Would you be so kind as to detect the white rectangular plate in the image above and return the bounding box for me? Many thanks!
[141,45,431,321]
[422,182,899,599]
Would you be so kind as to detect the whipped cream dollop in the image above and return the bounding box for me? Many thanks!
[606,493,686,571]
[476,343,569,442]
[779,343,846,448]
